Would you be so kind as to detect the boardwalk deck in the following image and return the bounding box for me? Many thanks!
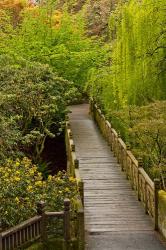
[69,104,166,250]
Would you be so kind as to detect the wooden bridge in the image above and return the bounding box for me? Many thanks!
[68,103,166,250]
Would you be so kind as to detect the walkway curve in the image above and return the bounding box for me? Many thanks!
[69,104,166,250]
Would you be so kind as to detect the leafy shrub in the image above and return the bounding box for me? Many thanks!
[109,101,166,184]
[0,157,78,229]
[0,55,78,162]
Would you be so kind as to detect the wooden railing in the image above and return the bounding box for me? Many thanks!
[0,199,70,250]
[65,120,85,250]
[90,100,160,231]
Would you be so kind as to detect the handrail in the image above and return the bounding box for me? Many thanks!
[65,121,79,176]
[65,119,85,250]
[90,99,160,230]
[1,216,41,238]
[0,199,70,250]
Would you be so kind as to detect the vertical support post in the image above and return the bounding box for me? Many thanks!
[78,208,85,250]
[0,234,2,250]
[110,130,113,152]
[74,159,79,169]
[37,201,47,246]
[125,145,130,180]
[154,179,160,231]
[64,199,70,244]
[121,148,124,171]
[0,221,3,233]
[78,180,84,207]
[144,181,148,214]
[117,133,121,163]
[137,158,143,201]
[89,98,93,116]
[71,144,75,152]
[113,133,116,154]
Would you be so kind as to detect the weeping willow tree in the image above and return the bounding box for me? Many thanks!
[109,0,166,107]
[87,0,166,111]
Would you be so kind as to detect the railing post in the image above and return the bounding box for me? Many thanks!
[64,199,70,245]
[0,220,2,233]
[144,180,148,214]
[125,145,130,180]
[71,143,75,152]
[121,147,125,172]
[78,180,84,206]
[89,98,94,116]
[137,158,143,201]
[117,133,121,163]
[0,234,2,250]
[69,131,72,139]
[74,159,79,169]
[37,201,47,246]
[154,178,160,230]
[78,208,85,250]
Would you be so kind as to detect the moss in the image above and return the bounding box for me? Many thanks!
[159,190,166,210]
[159,190,166,238]
[26,238,78,250]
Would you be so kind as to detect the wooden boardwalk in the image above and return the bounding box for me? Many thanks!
[69,104,166,250]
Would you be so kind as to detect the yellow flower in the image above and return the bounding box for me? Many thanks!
[35,181,42,186]
[14,176,20,182]
[69,177,76,182]
[4,173,9,178]
[42,181,46,187]
[27,185,33,192]
[29,169,35,175]
[56,177,63,184]
[15,197,20,203]
[15,162,20,167]
[65,187,70,192]
[48,175,52,181]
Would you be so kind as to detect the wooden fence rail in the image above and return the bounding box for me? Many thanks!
[90,100,160,231]
[0,199,70,250]
[65,120,85,250]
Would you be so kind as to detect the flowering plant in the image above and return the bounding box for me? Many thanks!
[0,158,78,229]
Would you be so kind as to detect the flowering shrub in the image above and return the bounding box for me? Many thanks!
[0,55,79,162]
[43,172,78,212]
[0,158,78,229]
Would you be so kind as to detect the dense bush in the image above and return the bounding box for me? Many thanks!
[109,102,166,178]
[0,55,79,162]
[0,157,78,229]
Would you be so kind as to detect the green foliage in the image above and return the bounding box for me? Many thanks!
[110,0,166,107]
[0,55,78,162]
[109,101,166,182]
[0,4,106,91]
[0,157,78,229]
[88,0,166,111]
